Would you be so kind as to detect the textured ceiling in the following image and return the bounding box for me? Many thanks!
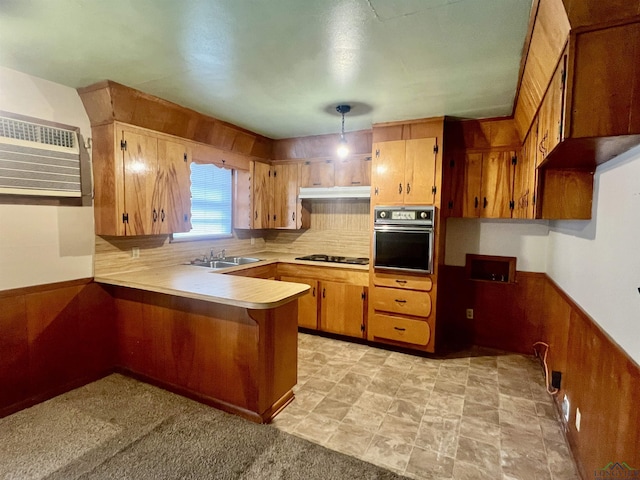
[0,0,532,139]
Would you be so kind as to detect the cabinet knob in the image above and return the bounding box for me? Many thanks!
[153,209,158,222]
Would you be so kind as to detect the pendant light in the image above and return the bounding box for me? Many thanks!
[336,104,351,159]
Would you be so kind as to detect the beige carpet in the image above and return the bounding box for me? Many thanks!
[0,374,409,479]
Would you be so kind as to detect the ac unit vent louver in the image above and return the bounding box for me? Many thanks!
[0,115,81,197]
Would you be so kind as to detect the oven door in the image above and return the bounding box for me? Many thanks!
[373,226,434,274]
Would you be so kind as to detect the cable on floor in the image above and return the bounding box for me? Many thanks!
[533,341,559,395]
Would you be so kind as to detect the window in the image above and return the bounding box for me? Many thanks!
[173,163,232,239]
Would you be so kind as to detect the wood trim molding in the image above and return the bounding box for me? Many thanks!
[77,80,273,159]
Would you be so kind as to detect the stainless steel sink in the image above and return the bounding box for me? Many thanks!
[229,257,261,265]
[189,257,262,269]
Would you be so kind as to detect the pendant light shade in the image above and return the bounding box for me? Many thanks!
[336,104,351,159]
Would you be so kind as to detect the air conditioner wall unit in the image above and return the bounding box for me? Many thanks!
[0,115,81,197]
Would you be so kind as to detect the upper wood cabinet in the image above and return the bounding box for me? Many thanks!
[462,150,516,219]
[512,118,539,219]
[537,53,567,165]
[372,138,438,205]
[300,159,334,187]
[334,154,372,187]
[92,122,191,236]
[299,154,372,188]
[233,168,252,229]
[250,162,308,230]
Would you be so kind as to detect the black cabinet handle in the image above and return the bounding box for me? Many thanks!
[322,288,326,299]
[153,209,158,222]
[394,326,406,332]
[474,197,479,208]
[395,279,407,284]
[398,183,402,194]
[255,211,258,220]
[395,299,407,304]
[407,183,411,194]
[351,181,361,185]
[160,209,165,222]
[312,287,316,297]
[483,197,488,208]
[292,212,295,221]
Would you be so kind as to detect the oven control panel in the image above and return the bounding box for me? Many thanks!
[374,206,435,226]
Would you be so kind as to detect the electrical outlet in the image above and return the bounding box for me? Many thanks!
[131,247,140,259]
[575,407,581,432]
[466,308,474,320]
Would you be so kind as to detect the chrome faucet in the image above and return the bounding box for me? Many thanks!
[218,249,226,260]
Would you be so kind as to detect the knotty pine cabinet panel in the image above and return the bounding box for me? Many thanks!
[462,150,515,218]
[319,281,365,338]
[300,159,334,187]
[252,161,272,229]
[334,154,372,187]
[233,168,252,229]
[272,163,303,229]
[372,138,438,205]
[92,123,191,236]
[513,118,540,219]
[280,276,318,329]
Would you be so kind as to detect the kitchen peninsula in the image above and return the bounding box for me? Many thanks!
[96,265,309,423]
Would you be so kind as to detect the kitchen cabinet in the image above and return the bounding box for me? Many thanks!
[91,122,191,236]
[319,281,365,338]
[334,154,372,187]
[300,159,334,187]
[512,118,539,219]
[280,276,318,329]
[371,138,438,205]
[251,162,307,230]
[277,264,368,338]
[368,272,433,349]
[252,161,273,229]
[272,163,303,229]
[233,168,252,229]
[537,54,566,165]
[462,150,516,218]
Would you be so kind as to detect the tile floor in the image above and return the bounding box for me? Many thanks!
[271,333,579,480]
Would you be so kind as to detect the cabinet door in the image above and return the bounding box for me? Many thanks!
[480,151,515,218]
[372,140,405,204]
[462,152,483,217]
[233,168,252,229]
[334,155,371,187]
[513,120,539,219]
[252,161,272,229]
[405,137,437,204]
[442,151,464,217]
[122,128,158,236]
[280,276,318,329]
[300,159,334,187]
[319,281,365,338]
[156,139,191,234]
[272,164,299,229]
[538,55,566,164]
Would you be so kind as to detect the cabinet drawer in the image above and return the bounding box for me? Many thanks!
[371,286,432,318]
[372,272,432,291]
[369,314,431,346]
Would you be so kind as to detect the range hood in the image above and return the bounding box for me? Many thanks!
[298,186,371,199]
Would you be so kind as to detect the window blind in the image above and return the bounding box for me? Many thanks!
[174,163,232,238]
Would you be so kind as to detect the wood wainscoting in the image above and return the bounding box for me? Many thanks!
[440,265,640,478]
[0,279,116,418]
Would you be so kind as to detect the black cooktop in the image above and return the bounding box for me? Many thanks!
[295,254,369,265]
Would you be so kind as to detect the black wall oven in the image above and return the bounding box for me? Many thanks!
[373,206,435,274]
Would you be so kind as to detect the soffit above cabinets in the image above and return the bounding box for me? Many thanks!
[0,0,532,139]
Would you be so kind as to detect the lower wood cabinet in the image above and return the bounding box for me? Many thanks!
[280,276,318,329]
[320,281,365,338]
[369,314,430,346]
[278,264,368,339]
[368,271,435,352]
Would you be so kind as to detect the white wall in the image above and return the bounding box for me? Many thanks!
[546,145,640,364]
[445,217,549,272]
[0,67,94,290]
